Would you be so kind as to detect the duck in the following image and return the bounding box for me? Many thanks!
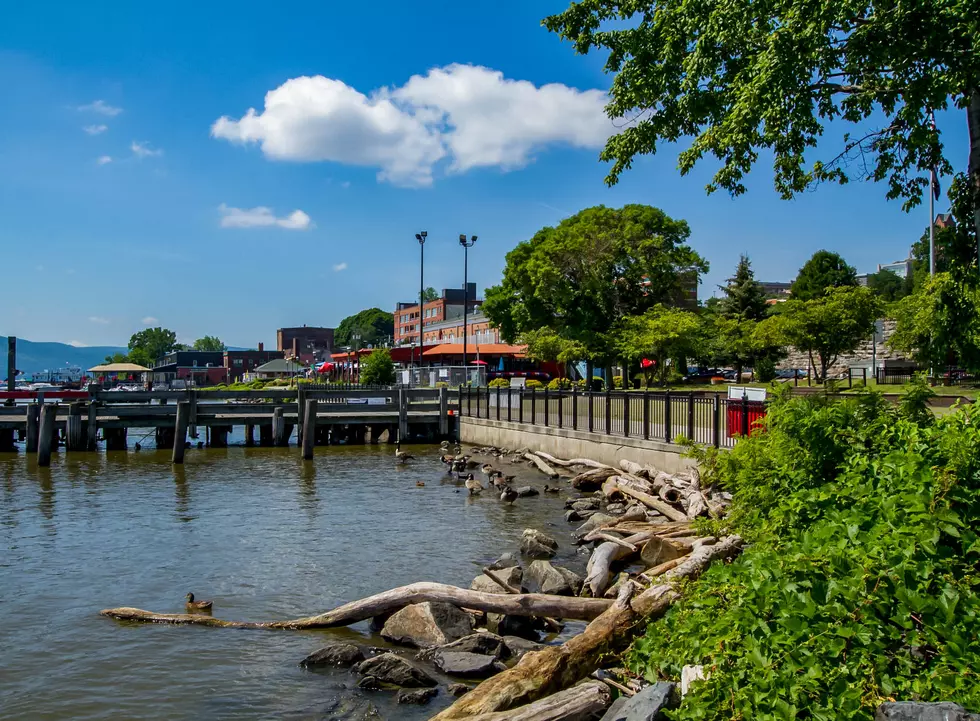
[481,463,499,478]
[395,443,414,464]
[543,484,560,494]
[499,485,519,504]
[185,592,213,611]
[416,480,425,487]
[464,474,484,495]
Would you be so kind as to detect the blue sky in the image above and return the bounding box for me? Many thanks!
[0,1,970,349]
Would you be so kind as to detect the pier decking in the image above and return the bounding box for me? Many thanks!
[0,386,455,465]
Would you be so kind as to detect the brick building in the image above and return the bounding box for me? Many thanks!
[223,344,284,381]
[277,326,335,365]
[394,283,478,346]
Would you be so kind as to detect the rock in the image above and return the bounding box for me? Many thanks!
[434,651,507,677]
[487,613,542,641]
[605,502,626,515]
[447,682,471,697]
[680,665,705,696]
[524,560,582,596]
[641,536,686,568]
[516,485,540,497]
[355,653,437,688]
[520,528,559,559]
[566,497,601,511]
[470,566,523,594]
[488,551,520,570]
[573,513,617,537]
[299,642,365,668]
[381,602,474,648]
[318,695,383,720]
[603,681,677,720]
[501,635,545,660]
[565,509,597,522]
[396,688,438,705]
[435,632,506,659]
[876,703,980,721]
[357,675,380,690]
[599,697,629,721]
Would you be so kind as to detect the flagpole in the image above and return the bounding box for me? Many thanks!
[929,111,937,277]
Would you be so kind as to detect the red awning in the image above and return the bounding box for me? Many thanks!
[422,343,526,358]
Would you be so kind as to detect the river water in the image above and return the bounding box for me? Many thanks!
[0,433,586,720]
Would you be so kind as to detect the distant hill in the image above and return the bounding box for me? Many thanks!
[1,336,128,378]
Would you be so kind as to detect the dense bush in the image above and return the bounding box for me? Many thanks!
[630,384,980,719]
[754,356,777,382]
[613,375,624,389]
[547,377,573,390]
[360,349,396,386]
[488,378,510,388]
[525,379,544,389]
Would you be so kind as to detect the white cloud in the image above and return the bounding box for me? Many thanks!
[141,316,159,325]
[68,340,88,347]
[78,100,123,116]
[84,124,108,135]
[96,155,113,165]
[131,141,163,158]
[88,316,110,325]
[218,204,313,230]
[211,64,614,187]
[333,262,348,271]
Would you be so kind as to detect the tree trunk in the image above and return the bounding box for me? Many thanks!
[735,362,743,384]
[100,582,612,628]
[968,89,980,263]
[605,365,614,390]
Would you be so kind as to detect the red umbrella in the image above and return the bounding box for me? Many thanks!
[640,358,656,368]
[471,359,488,365]
[317,362,335,374]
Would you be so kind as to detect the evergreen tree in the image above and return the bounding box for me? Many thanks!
[719,255,767,320]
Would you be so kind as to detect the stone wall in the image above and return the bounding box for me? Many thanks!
[777,319,910,379]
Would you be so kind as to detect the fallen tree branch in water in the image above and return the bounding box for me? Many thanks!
[428,536,742,720]
[465,680,612,720]
[100,582,613,628]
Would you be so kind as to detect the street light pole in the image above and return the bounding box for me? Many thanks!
[459,234,478,378]
[415,231,427,375]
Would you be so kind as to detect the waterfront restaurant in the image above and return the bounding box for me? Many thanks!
[87,362,150,385]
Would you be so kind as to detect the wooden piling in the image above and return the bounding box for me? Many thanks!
[439,386,448,438]
[210,426,230,448]
[86,402,98,450]
[172,401,190,464]
[37,403,58,467]
[244,424,255,447]
[301,399,318,460]
[398,388,409,441]
[188,390,198,440]
[259,423,274,446]
[0,428,15,452]
[26,404,40,453]
[272,407,287,446]
[105,428,127,451]
[66,403,84,451]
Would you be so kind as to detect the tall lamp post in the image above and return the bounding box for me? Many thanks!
[459,234,478,377]
[352,331,361,384]
[415,231,427,374]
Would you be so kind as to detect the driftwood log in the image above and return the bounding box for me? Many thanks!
[466,680,611,721]
[584,532,654,596]
[608,477,688,522]
[534,452,611,471]
[570,467,618,491]
[430,536,742,720]
[523,453,560,478]
[100,582,612,628]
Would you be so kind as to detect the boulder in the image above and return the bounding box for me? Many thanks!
[357,675,380,690]
[601,681,677,720]
[641,536,686,568]
[396,688,438,705]
[381,602,474,648]
[876,703,980,721]
[524,560,583,596]
[605,503,626,515]
[487,613,542,641]
[434,632,506,659]
[599,697,629,721]
[488,551,520,570]
[469,566,523,594]
[433,651,507,677]
[355,653,437,688]
[501,635,545,660]
[565,509,597,523]
[520,528,559,559]
[566,497,601,511]
[317,695,383,720]
[447,682,471,697]
[299,642,365,668]
[517,486,540,497]
[573,513,617,537]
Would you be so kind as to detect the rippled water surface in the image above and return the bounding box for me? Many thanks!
[0,434,583,720]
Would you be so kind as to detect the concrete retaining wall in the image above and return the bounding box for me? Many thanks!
[460,417,695,474]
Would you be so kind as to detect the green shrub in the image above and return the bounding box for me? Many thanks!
[630,389,980,719]
[754,356,777,382]
[488,378,510,388]
[547,377,572,390]
[525,379,544,389]
[360,349,396,386]
[613,375,624,389]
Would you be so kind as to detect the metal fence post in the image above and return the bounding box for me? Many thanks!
[557,390,563,429]
[741,393,749,437]
[794,368,799,387]
[623,391,630,437]
[643,391,650,440]
[531,387,536,426]
[543,387,550,427]
[588,390,594,433]
[687,392,695,440]
[496,385,501,421]
[863,367,868,386]
[466,384,471,417]
[604,388,612,436]
[848,368,852,388]
[663,391,672,443]
[519,387,524,424]
[572,386,578,430]
[712,393,721,448]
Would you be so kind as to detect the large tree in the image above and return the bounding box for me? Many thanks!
[128,327,178,368]
[758,286,881,382]
[360,348,396,386]
[719,255,768,321]
[192,335,225,352]
[616,305,704,385]
[483,204,707,382]
[791,250,858,301]
[335,308,395,348]
[909,173,979,291]
[866,269,908,302]
[544,1,980,242]
[714,255,774,381]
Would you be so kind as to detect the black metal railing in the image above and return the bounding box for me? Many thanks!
[459,386,767,448]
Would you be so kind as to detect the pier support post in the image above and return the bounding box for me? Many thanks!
[398,389,409,442]
[104,428,127,451]
[188,390,198,439]
[66,402,85,452]
[301,399,318,460]
[156,426,175,449]
[173,402,190,464]
[349,424,366,445]
[37,403,58,467]
[244,424,255,447]
[272,407,287,446]
[210,426,231,448]
[86,402,98,450]
[0,428,15,452]
[259,423,274,446]
[26,404,40,453]
[315,425,330,446]
[439,386,448,439]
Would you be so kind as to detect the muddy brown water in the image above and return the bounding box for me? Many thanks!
[0,433,588,720]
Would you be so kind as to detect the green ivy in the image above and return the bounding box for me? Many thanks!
[630,388,980,719]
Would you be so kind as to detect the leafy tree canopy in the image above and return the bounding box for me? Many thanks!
[128,327,178,367]
[615,305,704,384]
[888,272,980,372]
[791,250,858,301]
[360,348,396,386]
[103,351,129,364]
[422,287,439,303]
[483,204,707,365]
[719,255,768,321]
[544,0,980,217]
[758,286,880,381]
[335,308,394,348]
[866,269,908,302]
[909,173,980,291]
[192,335,225,352]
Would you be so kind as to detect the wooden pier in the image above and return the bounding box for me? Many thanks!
[0,386,455,466]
